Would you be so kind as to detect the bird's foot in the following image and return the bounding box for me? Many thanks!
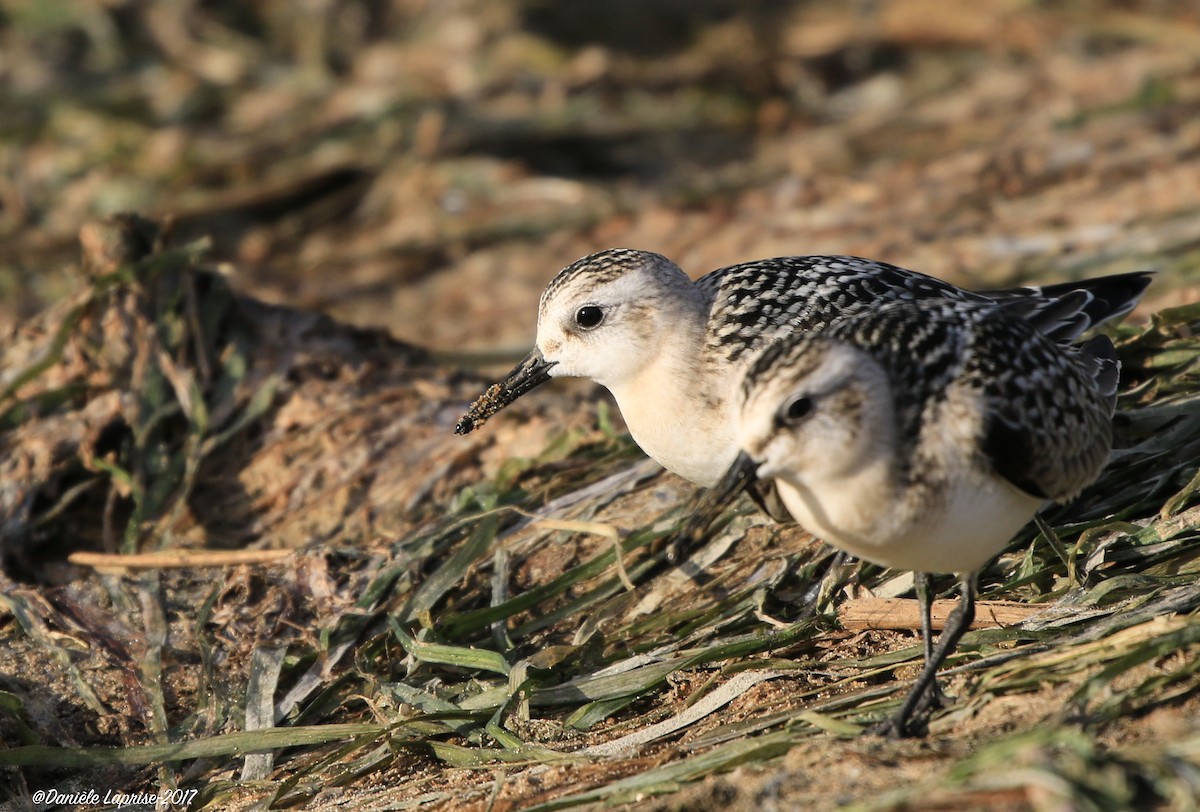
[866,680,950,738]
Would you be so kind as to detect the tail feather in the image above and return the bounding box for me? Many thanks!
[986,270,1154,342]
[1031,270,1154,325]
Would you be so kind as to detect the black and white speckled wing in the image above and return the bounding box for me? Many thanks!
[700,256,982,363]
[966,305,1117,501]
[698,255,1151,363]
[768,298,1118,501]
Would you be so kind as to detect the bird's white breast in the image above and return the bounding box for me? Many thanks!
[606,354,739,487]
[774,467,1043,574]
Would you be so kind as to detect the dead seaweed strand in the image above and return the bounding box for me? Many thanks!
[0,723,389,769]
[135,572,171,746]
[242,644,289,780]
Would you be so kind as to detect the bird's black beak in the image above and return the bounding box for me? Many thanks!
[455,349,557,435]
[668,451,759,564]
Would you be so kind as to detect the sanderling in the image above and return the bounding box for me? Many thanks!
[455,250,1147,500]
[676,297,1119,737]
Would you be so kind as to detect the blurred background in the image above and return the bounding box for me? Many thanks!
[2,0,1198,354]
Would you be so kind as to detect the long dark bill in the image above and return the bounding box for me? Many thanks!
[667,450,759,564]
[454,349,556,435]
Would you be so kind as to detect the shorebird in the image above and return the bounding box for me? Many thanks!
[675,297,1120,737]
[454,250,1146,505]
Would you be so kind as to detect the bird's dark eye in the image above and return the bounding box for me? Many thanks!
[575,305,604,329]
[782,396,813,424]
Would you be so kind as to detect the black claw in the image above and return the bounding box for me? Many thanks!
[867,718,905,739]
[867,713,928,739]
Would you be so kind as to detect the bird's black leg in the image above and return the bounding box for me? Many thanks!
[914,571,948,713]
[870,571,978,738]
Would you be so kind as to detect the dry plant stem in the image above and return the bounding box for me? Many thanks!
[68,549,291,571]
[839,597,1036,631]
[522,514,637,592]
